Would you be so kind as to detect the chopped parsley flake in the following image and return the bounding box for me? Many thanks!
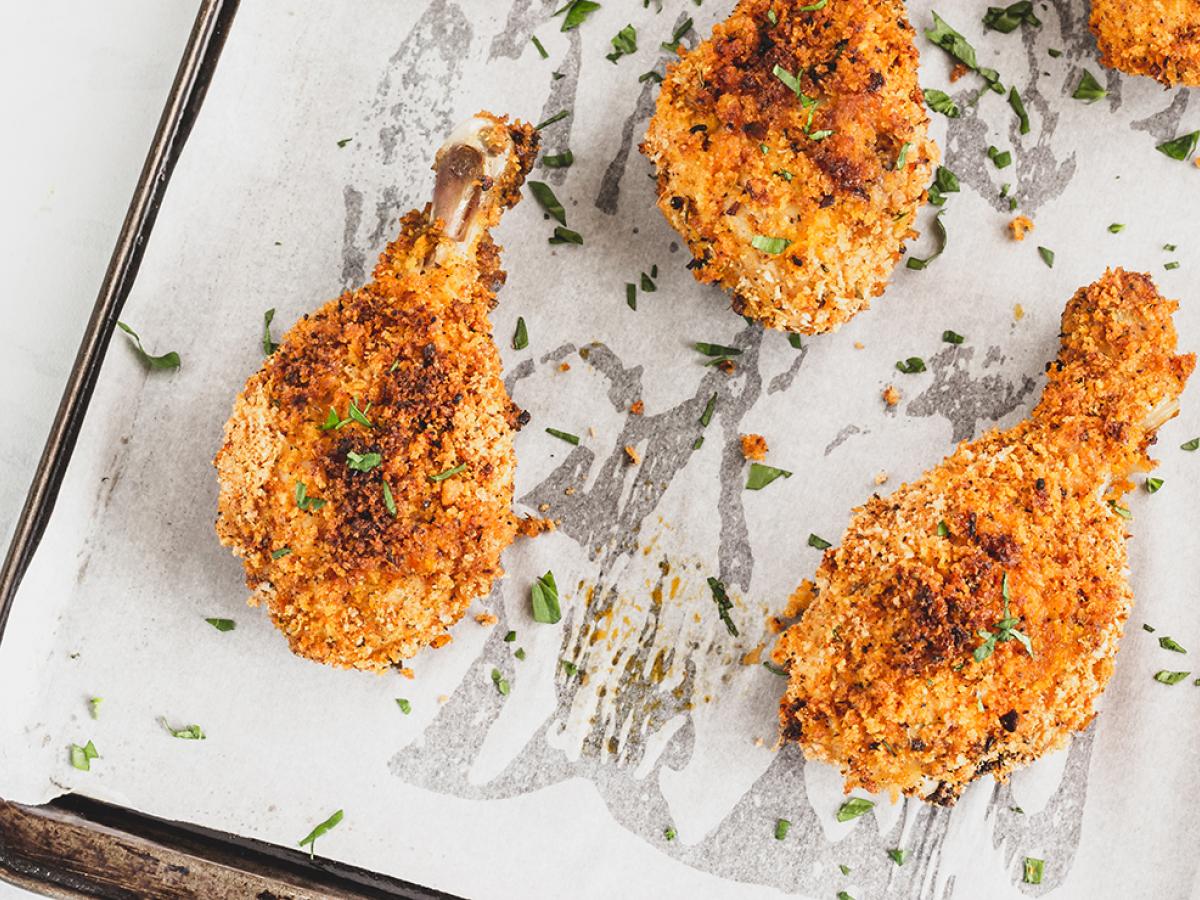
[626,282,637,310]
[491,667,511,695]
[546,427,580,445]
[751,234,791,255]
[887,848,910,866]
[69,741,99,771]
[1181,437,1199,451]
[1159,636,1187,653]
[159,718,205,740]
[548,225,583,244]
[895,357,927,373]
[555,0,600,32]
[835,797,875,822]
[504,630,516,643]
[271,546,291,559]
[974,572,1033,661]
[924,88,960,118]
[808,533,832,550]
[943,330,965,344]
[1108,223,1125,233]
[428,463,466,483]
[396,698,412,714]
[531,570,562,624]
[606,24,637,63]
[746,463,792,491]
[561,659,579,677]
[529,181,566,225]
[983,1,1041,33]
[1023,857,1044,885]
[1154,670,1190,685]
[664,826,677,841]
[775,818,791,840]
[116,322,181,370]
[381,481,397,517]
[513,316,529,350]
[987,146,1012,169]
[294,481,327,512]
[262,308,279,355]
[895,142,913,169]
[1156,131,1199,161]
[707,576,739,636]
[88,697,102,720]
[298,810,343,858]
[1072,69,1107,102]
[346,451,382,473]
[205,618,236,632]
[1145,476,1163,493]
[1037,246,1055,268]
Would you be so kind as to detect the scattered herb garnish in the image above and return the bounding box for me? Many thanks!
[906,211,947,270]
[798,0,828,10]
[272,546,292,559]
[159,718,205,740]
[746,463,792,491]
[895,142,913,170]
[69,741,99,771]
[837,892,854,900]
[561,659,579,677]
[346,451,382,473]
[1108,223,1125,233]
[641,271,657,292]
[504,630,516,643]
[336,138,352,148]
[835,797,875,822]
[987,146,1012,169]
[787,333,804,350]
[896,357,927,373]
[294,481,327,512]
[699,394,717,427]
[983,2,1040,32]
[548,226,583,244]
[515,647,527,660]
[927,166,960,206]
[661,17,694,52]
[546,427,580,445]
[298,810,344,858]
[839,864,852,876]
[763,660,788,676]
[1008,87,1030,134]
[974,573,1033,661]
[1108,500,1132,519]
[707,576,739,636]
[1154,670,1191,685]
[555,0,601,32]
[1165,261,1180,271]
[531,570,562,624]
[923,88,960,118]
[887,848,910,866]
[529,181,566,225]
[1048,48,1062,57]
[639,70,664,83]
[543,150,575,169]
[1022,857,1044,885]
[534,110,570,130]
[1159,636,1187,653]
[491,668,511,695]
[117,322,180,370]
[381,481,397,517]
[1181,437,1199,451]
[1037,246,1055,268]
[751,234,791,255]
[1145,476,1163,494]
[775,818,791,840]
[1156,131,1199,161]
[606,24,638,63]
[664,826,677,841]
[428,463,466,483]
[205,618,236,632]
[808,533,832,550]
[1072,70,1106,102]
[396,698,411,714]
[937,520,949,537]
[943,330,965,344]
[262,308,279,355]
[513,316,529,350]
[88,697,102,720]
[1165,243,1178,252]
[1144,623,1157,633]
[626,282,637,310]
[925,13,1002,91]
[531,35,548,59]
[695,342,742,358]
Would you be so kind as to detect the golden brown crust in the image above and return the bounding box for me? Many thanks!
[641,0,937,333]
[214,115,537,672]
[1091,0,1200,87]
[774,269,1194,803]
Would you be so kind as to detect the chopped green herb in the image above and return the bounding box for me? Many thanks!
[396,698,412,714]
[531,570,562,624]
[513,316,529,350]
[1144,623,1157,633]
[626,283,637,310]
[1154,670,1190,685]
[887,848,910,866]
[808,129,833,141]
[88,697,102,720]
[529,181,566,225]
[1011,805,1025,813]
[543,150,574,169]
[639,70,663,83]
[923,88,960,118]
[640,271,657,292]
[837,892,854,900]
[937,520,950,536]
[1181,437,1199,451]
[835,796,875,822]
[787,333,804,350]
[895,142,913,170]
[660,17,694,52]
[298,810,344,858]
[707,576,739,636]
[491,667,511,695]
[116,322,181,370]
[1048,48,1062,57]
[1145,476,1163,493]
[751,234,791,255]
[1037,246,1055,268]
[772,64,805,98]
[336,138,352,148]
[514,647,527,660]
[346,451,382,473]
[504,630,516,643]
[763,660,788,676]
[294,481,327,512]
[1165,261,1180,271]
[942,330,965,344]
[531,35,548,59]
[1109,500,1132,519]
[1156,131,1199,161]
[798,0,827,9]
[774,818,791,840]
[1023,857,1044,885]
[808,533,832,550]
[695,342,742,358]
[262,308,279,355]
[1164,243,1178,252]
[1108,223,1125,233]
[974,573,1033,661]
[205,618,236,632]
[1072,69,1107,102]
[561,659,579,677]
[606,24,637,63]
[699,393,717,427]
[774,168,794,181]
[535,110,569,130]
[546,427,580,445]
[348,397,374,429]
[1008,87,1030,134]
[925,13,1002,90]
[271,547,292,559]
[69,741,99,771]
[906,211,947,270]
[987,146,1012,169]
[895,357,927,374]
[381,481,397,517]
[1159,636,1187,653]
[159,718,205,740]
[767,8,778,25]
[746,463,793,491]
[428,462,466,483]
[555,0,601,32]
[839,864,852,875]
[548,226,583,244]
[928,166,960,206]
[664,826,677,841]
[983,1,1040,32]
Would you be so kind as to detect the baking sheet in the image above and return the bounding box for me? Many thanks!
[2,2,1198,898]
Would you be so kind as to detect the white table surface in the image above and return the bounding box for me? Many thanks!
[0,2,197,896]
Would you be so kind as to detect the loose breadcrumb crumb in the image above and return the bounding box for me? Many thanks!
[1009,216,1035,242]
[624,445,642,465]
[475,613,498,626]
[874,471,889,485]
[882,384,901,407]
[630,400,645,415]
[740,433,769,460]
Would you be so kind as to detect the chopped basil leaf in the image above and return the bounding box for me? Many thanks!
[336,138,352,148]
[661,17,693,51]
[271,546,291,559]
[664,826,677,841]
[1164,243,1178,252]
[839,864,851,875]
[775,818,791,840]
[70,742,98,771]
[787,333,804,350]
[534,110,569,130]
[906,211,947,270]
[626,282,638,310]
[1154,670,1190,685]
[746,463,792,491]
[491,667,511,695]
[987,146,1012,169]
[606,24,637,63]
[772,64,807,99]
[808,533,832,550]
[1023,857,1044,885]
[88,697,102,720]
[706,577,739,636]
[513,316,529,350]
[639,70,664,83]
[974,574,1034,661]
[347,398,374,429]
[641,271,657,292]
[561,659,579,676]
[556,0,601,32]
[1048,48,1062,57]
[1108,223,1125,233]
[695,342,742,357]
[159,718,205,740]
[1108,500,1132,519]
[835,797,875,822]
[895,357,926,373]
[529,181,566,225]
[1144,623,1157,633]
[346,451,382,473]
[808,129,833,141]
[514,647,527,660]
[798,0,827,9]
[983,1,1040,33]
[531,570,562,624]
[428,462,466,483]
[923,88,960,118]
[942,330,965,344]
[116,322,181,370]
[546,427,580,445]
[837,892,854,900]
[1159,636,1187,653]
[928,166,960,206]
[775,168,794,181]
[543,150,574,169]
[1183,438,1200,452]
[699,393,717,428]
[925,13,1002,89]
[1156,131,1199,161]
[1072,69,1106,102]
[531,35,548,59]
[548,226,583,244]
[1145,476,1163,493]
[205,618,236,632]
[396,698,411,714]
[298,809,344,857]
[294,481,327,512]
[763,660,788,676]
[381,481,397,517]
[895,142,913,170]
[1037,246,1055,268]
[751,234,791,254]
[937,520,950,536]
[262,308,279,355]
[1165,261,1180,271]
[504,630,516,643]
[887,848,910,866]
[1008,87,1030,134]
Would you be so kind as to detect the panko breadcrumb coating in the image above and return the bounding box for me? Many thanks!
[641,0,937,334]
[774,269,1193,803]
[1091,0,1200,87]
[214,114,538,671]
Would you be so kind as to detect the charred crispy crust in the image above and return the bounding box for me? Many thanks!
[1091,0,1200,87]
[214,115,538,671]
[641,0,937,333]
[773,269,1194,803]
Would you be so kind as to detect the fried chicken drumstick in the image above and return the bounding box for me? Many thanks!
[774,269,1194,803]
[642,0,936,334]
[1091,0,1200,87]
[215,114,538,671]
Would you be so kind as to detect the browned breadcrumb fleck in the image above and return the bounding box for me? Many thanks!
[630,400,645,415]
[559,362,571,372]
[774,269,1194,806]
[740,433,769,460]
[717,359,737,374]
[437,694,449,704]
[475,612,498,626]
[753,736,765,747]
[882,384,901,407]
[537,502,550,512]
[949,62,970,82]
[564,486,576,496]
[624,445,642,465]
[1014,303,1025,321]
[398,667,415,680]
[874,471,889,485]
[742,644,765,665]
[854,341,865,350]
[1009,216,1034,242]
[516,516,556,537]
[429,634,453,649]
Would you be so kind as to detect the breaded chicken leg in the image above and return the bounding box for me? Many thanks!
[1091,0,1200,87]
[641,0,936,334]
[214,114,538,671]
[774,269,1194,803]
